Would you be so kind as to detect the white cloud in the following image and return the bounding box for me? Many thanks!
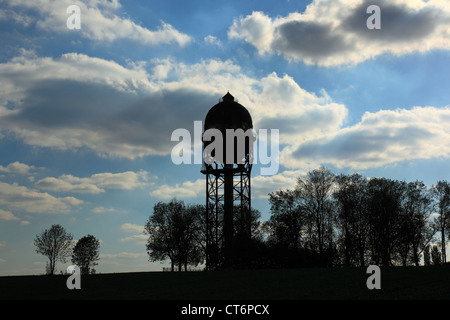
[5,0,191,46]
[283,106,450,170]
[0,52,346,160]
[35,176,105,194]
[0,8,33,27]
[252,169,305,199]
[204,35,222,47]
[119,223,146,245]
[91,170,149,190]
[0,182,83,214]
[35,170,150,193]
[1,51,449,172]
[120,223,144,233]
[100,251,147,261]
[0,209,19,221]
[120,234,147,243]
[0,162,35,175]
[228,11,274,54]
[249,72,348,145]
[92,206,118,214]
[0,51,154,103]
[228,0,450,66]
[150,179,204,200]
[0,53,215,158]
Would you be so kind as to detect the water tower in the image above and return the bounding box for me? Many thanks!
[201,92,254,269]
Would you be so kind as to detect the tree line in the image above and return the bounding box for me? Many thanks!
[33,167,449,273]
[34,224,100,275]
[145,167,450,270]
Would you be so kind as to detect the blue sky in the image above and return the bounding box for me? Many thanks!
[1,0,450,275]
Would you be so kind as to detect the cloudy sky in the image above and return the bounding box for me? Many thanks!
[1,0,450,276]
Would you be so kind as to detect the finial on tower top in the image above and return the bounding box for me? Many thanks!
[222,91,234,102]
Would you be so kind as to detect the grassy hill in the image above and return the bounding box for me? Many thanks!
[1,266,449,300]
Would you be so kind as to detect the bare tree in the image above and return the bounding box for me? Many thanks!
[34,224,73,275]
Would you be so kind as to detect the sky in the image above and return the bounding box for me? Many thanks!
[0,0,450,276]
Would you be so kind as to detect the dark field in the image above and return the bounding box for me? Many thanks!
[1,266,449,300]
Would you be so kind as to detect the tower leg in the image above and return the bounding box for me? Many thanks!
[223,166,234,268]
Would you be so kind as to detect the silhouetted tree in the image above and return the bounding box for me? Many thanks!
[144,199,204,271]
[366,178,406,266]
[267,188,310,267]
[177,204,204,271]
[265,168,449,267]
[34,224,73,275]
[423,245,431,266]
[71,234,100,274]
[266,167,339,267]
[397,181,434,266]
[334,173,370,266]
[431,181,450,264]
[431,245,442,265]
[296,167,336,266]
[186,204,208,269]
[268,189,303,251]
[231,206,262,267]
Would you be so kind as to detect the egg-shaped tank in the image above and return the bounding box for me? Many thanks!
[203,92,253,165]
